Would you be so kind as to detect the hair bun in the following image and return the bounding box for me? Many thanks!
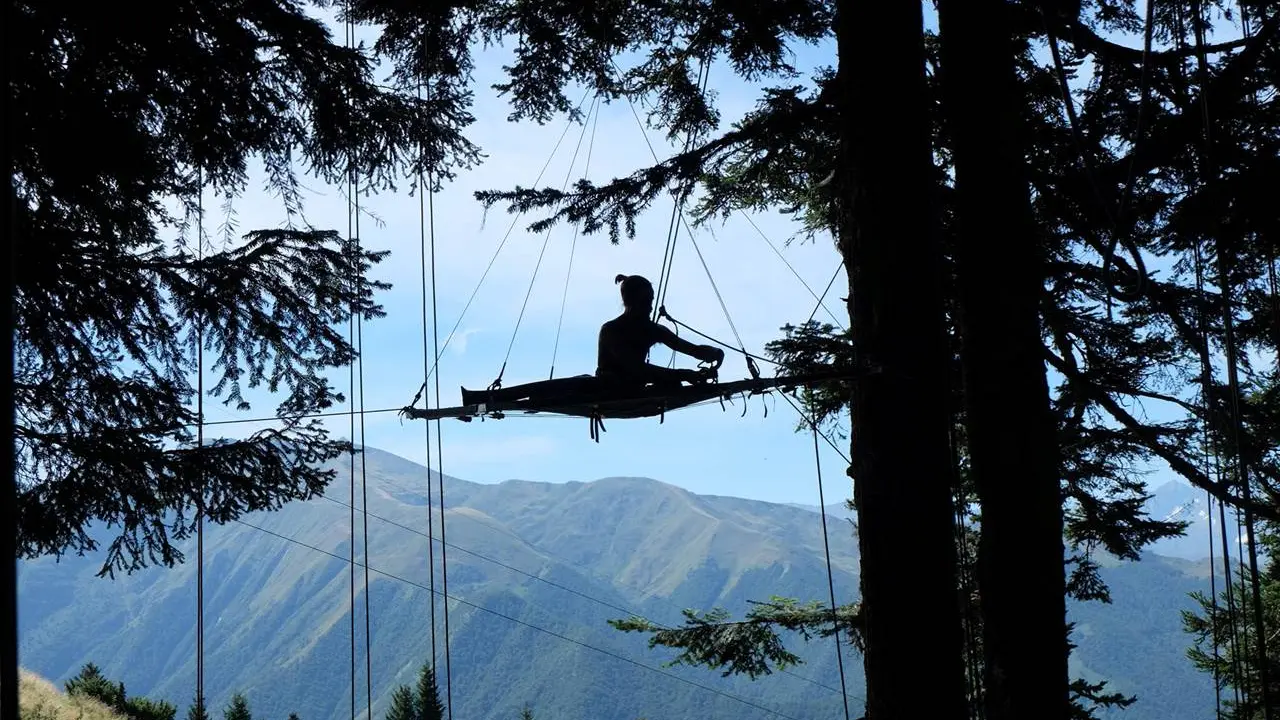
[614,274,628,284]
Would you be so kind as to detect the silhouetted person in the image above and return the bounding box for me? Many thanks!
[597,274,724,388]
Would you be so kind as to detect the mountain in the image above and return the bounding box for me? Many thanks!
[18,447,1222,720]
[1143,480,1254,563]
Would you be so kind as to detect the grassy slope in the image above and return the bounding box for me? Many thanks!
[19,670,126,720]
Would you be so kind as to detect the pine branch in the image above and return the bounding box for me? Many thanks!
[609,597,863,680]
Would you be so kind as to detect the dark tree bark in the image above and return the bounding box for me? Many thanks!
[937,1,1071,719]
[835,0,968,718]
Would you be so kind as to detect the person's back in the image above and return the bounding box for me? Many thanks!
[597,311,662,378]
[595,274,725,386]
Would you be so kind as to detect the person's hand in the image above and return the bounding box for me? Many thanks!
[702,345,725,369]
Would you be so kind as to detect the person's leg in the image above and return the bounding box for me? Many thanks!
[638,363,702,387]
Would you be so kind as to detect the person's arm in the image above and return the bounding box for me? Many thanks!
[653,323,724,367]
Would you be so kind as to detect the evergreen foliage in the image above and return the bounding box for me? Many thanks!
[15,0,1279,717]
[385,688,415,720]
[415,663,447,720]
[185,697,209,720]
[221,695,252,720]
[1183,522,1280,719]
[65,664,126,711]
[10,0,473,578]
[381,660,447,720]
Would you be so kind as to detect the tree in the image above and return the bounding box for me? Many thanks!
[64,663,177,720]
[185,696,210,720]
[65,663,125,710]
[222,694,252,720]
[936,0,1069,717]
[384,687,415,720]
[495,0,1278,717]
[414,663,447,720]
[125,697,178,720]
[518,706,535,720]
[11,0,477,577]
[1184,524,1280,720]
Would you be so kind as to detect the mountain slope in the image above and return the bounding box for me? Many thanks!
[17,447,1220,720]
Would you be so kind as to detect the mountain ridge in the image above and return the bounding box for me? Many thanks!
[17,446,1219,720]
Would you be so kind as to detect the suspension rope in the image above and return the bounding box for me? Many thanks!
[1185,1,1272,712]
[428,99,456,720]
[652,58,712,319]
[550,98,601,379]
[353,103,374,720]
[403,89,596,408]
[195,168,206,720]
[1195,202,1247,709]
[493,92,601,390]
[808,400,852,720]
[743,215,846,331]
[341,12,374,720]
[417,34,441,688]
[1208,490,1223,718]
[609,56,754,377]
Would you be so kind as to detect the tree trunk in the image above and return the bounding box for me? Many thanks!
[835,1,968,718]
[936,1,1071,719]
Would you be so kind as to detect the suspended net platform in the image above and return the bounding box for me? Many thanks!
[400,369,860,424]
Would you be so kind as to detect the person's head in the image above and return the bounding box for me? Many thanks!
[614,274,654,312]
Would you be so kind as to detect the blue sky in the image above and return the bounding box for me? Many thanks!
[190,5,1256,508]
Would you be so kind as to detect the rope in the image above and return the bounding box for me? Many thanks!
[495,92,601,389]
[1185,0,1272,712]
[1195,204,1247,708]
[808,401,851,720]
[403,89,597,407]
[652,58,712,320]
[744,215,846,331]
[353,107,374,720]
[551,98,601,379]
[417,34,441,690]
[341,13,375,720]
[429,119,456,720]
[1207,489,1223,719]
[195,168,206,720]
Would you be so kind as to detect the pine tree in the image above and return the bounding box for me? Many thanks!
[186,696,210,720]
[222,694,252,720]
[518,705,535,720]
[11,0,472,578]
[64,663,126,710]
[287,713,301,720]
[125,697,178,720]
[415,663,446,720]
[937,0,1068,717]
[384,687,415,720]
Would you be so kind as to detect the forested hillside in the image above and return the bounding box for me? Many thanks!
[19,449,1217,720]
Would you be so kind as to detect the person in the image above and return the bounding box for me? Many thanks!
[596,274,725,388]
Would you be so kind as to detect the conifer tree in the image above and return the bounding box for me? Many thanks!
[11,0,475,578]
[414,663,446,720]
[222,694,252,720]
[384,687,415,720]
[125,697,178,720]
[65,664,126,710]
[518,705,535,720]
[185,696,210,720]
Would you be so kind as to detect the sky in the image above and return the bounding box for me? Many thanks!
[189,5,1256,509]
